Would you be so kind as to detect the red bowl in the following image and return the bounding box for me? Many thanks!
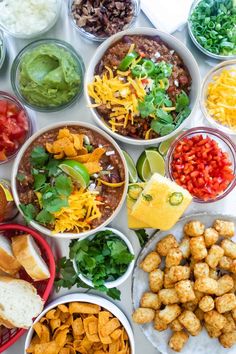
[0,223,55,353]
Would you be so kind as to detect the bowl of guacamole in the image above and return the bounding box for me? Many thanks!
[11,39,84,112]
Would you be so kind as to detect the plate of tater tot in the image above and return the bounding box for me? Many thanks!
[132,213,236,354]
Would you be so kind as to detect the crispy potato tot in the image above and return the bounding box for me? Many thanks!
[182,301,198,312]
[194,290,204,302]
[204,228,219,248]
[164,271,174,289]
[140,292,161,310]
[154,310,168,331]
[222,314,236,334]
[184,221,205,237]
[159,305,182,324]
[199,296,214,312]
[156,235,178,257]
[195,308,204,321]
[179,236,190,258]
[149,269,164,293]
[219,331,236,348]
[132,308,155,324]
[205,323,222,338]
[215,293,236,314]
[219,256,232,271]
[209,268,218,280]
[140,251,161,272]
[205,245,224,269]
[165,248,183,268]
[175,280,196,303]
[221,239,236,259]
[158,289,179,305]
[194,277,218,295]
[204,310,227,331]
[230,260,236,274]
[190,236,207,261]
[168,266,190,283]
[168,331,189,352]
[231,307,236,321]
[170,319,183,332]
[213,220,234,238]
[179,310,201,336]
[194,262,209,279]
[215,275,234,296]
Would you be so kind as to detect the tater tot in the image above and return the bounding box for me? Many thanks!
[219,256,232,271]
[213,219,235,238]
[170,318,183,332]
[194,262,209,278]
[199,295,214,312]
[164,271,174,289]
[231,307,236,321]
[179,237,190,259]
[179,310,201,336]
[222,314,236,334]
[182,301,198,312]
[205,323,222,338]
[215,275,234,296]
[184,221,205,237]
[175,280,196,303]
[149,269,164,293]
[204,310,227,331]
[219,331,236,348]
[194,277,218,295]
[221,239,236,259]
[230,260,236,274]
[156,234,178,257]
[132,308,155,324]
[154,310,168,331]
[140,251,161,272]
[205,245,224,269]
[215,293,236,314]
[159,304,182,324]
[190,236,207,261]
[168,266,190,283]
[159,288,179,305]
[169,331,189,352]
[140,292,161,310]
[204,227,219,248]
[165,248,183,268]
[209,268,218,280]
[195,308,204,321]
[195,290,204,302]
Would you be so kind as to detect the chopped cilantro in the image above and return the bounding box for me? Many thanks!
[55,174,73,197]
[30,146,49,168]
[33,173,46,190]
[16,173,25,182]
[36,209,55,225]
[19,203,37,224]
[176,91,190,112]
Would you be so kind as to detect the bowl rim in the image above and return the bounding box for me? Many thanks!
[0,30,6,70]
[84,26,201,145]
[0,0,62,39]
[24,293,135,354]
[11,121,129,239]
[10,38,85,113]
[165,126,236,203]
[200,59,236,135]
[72,227,135,288]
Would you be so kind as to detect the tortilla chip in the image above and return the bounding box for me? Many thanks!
[57,129,72,140]
[72,134,84,150]
[84,315,100,342]
[34,341,60,354]
[83,162,101,175]
[58,304,69,313]
[109,340,119,354]
[59,348,71,354]
[88,148,105,162]
[69,302,101,315]
[54,328,70,347]
[46,310,58,320]
[72,318,84,336]
[54,152,65,160]
[72,154,90,163]
[50,319,61,332]
[110,329,122,341]
[100,318,120,337]
[26,335,40,353]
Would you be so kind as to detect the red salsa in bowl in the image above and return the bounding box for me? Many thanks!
[0,92,32,164]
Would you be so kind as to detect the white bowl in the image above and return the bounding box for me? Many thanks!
[73,227,135,288]
[84,27,201,145]
[11,121,128,239]
[24,293,135,354]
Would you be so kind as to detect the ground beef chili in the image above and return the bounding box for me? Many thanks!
[17,126,125,232]
[93,35,192,140]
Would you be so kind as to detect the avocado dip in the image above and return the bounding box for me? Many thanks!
[18,43,82,108]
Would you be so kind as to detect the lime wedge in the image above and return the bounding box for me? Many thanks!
[59,160,90,188]
[122,150,138,183]
[136,149,165,182]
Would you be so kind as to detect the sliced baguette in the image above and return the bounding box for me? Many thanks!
[0,276,44,329]
[0,235,21,275]
[12,234,50,281]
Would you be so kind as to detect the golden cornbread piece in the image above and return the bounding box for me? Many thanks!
[219,331,236,348]
[175,280,196,303]
[179,236,190,258]
[165,248,182,268]
[204,310,227,331]
[205,245,224,269]
[154,310,168,331]
[132,308,155,324]
[199,295,214,312]
[194,262,209,279]
[140,292,161,310]
[169,331,189,352]
[158,288,179,305]
[168,266,190,283]
[184,221,205,237]
[159,304,182,324]
[215,293,236,314]
[215,275,234,296]
[156,234,178,257]
[204,227,219,248]
[221,239,236,259]
[170,318,183,332]
[194,277,218,295]
[179,310,201,336]
[213,219,235,238]
[190,236,207,261]
[149,269,164,293]
[139,251,161,273]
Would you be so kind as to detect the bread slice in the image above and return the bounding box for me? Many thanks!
[12,235,50,281]
[0,276,44,329]
[0,236,21,275]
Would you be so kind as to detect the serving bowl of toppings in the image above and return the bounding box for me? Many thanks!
[11,39,84,112]
[0,0,62,39]
[166,127,236,203]
[69,0,140,42]
[201,60,236,135]
[85,27,201,145]
[188,0,236,60]
[12,122,128,239]
[0,91,33,164]
[24,293,135,354]
[0,31,6,70]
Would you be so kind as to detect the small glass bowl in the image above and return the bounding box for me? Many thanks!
[188,0,236,60]
[201,60,236,136]
[166,127,236,203]
[11,39,84,113]
[0,91,33,165]
[0,30,6,70]
[0,0,62,39]
[68,0,140,42]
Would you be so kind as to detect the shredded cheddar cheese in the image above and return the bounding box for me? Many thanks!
[206,69,236,131]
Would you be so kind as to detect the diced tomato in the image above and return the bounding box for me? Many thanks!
[0,100,7,115]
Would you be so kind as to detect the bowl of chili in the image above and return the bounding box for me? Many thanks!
[166,127,236,203]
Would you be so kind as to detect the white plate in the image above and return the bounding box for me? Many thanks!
[132,212,236,354]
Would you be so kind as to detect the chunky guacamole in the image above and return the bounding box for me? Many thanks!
[18,43,82,108]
